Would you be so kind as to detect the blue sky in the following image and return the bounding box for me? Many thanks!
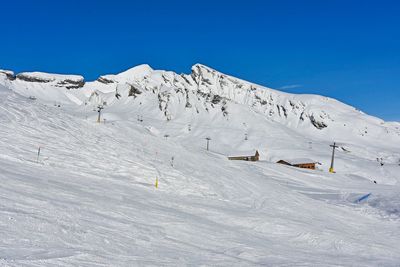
[1,0,399,121]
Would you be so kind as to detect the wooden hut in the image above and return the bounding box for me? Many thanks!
[228,150,260,162]
[277,158,317,170]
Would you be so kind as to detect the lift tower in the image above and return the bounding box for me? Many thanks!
[329,142,339,173]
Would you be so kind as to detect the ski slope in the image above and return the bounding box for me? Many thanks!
[0,65,400,266]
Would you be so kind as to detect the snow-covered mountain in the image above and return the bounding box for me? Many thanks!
[2,64,399,143]
[0,64,399,266]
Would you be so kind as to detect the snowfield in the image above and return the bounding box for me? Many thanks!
[0,65,399,266]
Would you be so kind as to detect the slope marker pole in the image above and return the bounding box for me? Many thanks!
[206,137,211,151]
[97,105,104,123]
[36,146,41,163]
[329,142,338,173]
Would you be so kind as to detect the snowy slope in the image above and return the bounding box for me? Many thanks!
[0,65,400,266]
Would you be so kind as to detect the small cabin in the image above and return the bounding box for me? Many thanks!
[228,150,260,162]
[277,159,317,170]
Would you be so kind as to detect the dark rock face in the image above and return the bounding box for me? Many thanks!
[97,77,115,84]
[128,84,142,97]
[16,74,52,83]
[211,95,222,104]
[57,79,85,89]
[181,75,193,86]
[0,70,16,80]
[309,115,328,129]
[221,103,228,117]
[184,89,192,108]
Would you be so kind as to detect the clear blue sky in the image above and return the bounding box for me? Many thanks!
[1,0,399,121]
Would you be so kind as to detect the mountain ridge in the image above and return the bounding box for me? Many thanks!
[1,64,399,145]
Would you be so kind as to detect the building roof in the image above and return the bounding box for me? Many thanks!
[279,158,317,165]
[228,150,259,157]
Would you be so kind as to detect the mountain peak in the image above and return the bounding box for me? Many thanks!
[191,63,217,72]
[97,64,154,84]
[191,63,221,78]
[117,64,154,76]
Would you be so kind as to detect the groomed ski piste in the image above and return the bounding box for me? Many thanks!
[0,64,400,266]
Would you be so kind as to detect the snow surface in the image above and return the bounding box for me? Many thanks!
[0,64,400,266]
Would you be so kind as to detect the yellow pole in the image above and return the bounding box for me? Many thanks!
[155,177,158,188]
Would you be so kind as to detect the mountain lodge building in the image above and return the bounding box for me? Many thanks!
[228,150,260,162]
[277,159,317,170]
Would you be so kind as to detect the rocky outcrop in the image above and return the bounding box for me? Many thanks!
[309,114,328,129]
[56,79,85,89]
[17,73,52,83]
[0,70,15,80]
[186,64,333,129]
[16,72,85,89]
[97,76,115,84]
[128,84,142,97]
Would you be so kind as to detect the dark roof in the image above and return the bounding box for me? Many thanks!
[278,158,317,165]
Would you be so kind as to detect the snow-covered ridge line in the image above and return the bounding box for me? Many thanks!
[97,64,153,84]
[16,72,85,88]
[0,69,15,80]
[0,64,353,106]
[0,63,398,137]
[1,69,85,88]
